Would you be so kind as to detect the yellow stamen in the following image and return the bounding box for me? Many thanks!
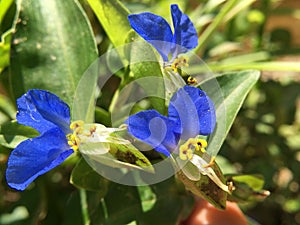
[187,76,198,85]
[179,138,208,161]
[170,56,189,72]
[195,139,207,152]
[202,156,216,168]
[67,120,85,151]
[70,120,84,130]
[227,181,235,192]
[89,125,97,135]
[163,56,190,72]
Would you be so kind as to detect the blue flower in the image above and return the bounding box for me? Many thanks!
[6,90,74,190]
[126,86,216,156]
[128,4,198,62]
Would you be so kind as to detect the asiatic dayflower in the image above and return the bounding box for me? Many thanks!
[126,86,230,192]
[128,4,198,65]
[6,89,127,191]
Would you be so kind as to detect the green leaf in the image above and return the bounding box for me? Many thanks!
[0,121,39,148]
[126,31,165,113]
[204,70,260,156]
[71,61,99,122]
[70,158,109,194]
[102,182,142,225]
[0,0,14,26]
[226,174,270,203]
[137,178,194,225]
[87,0,131,48]
[0,30,11,73]
[231,174,265,191]
[108,32,166,124]
[9,0,98,113]
[95,106,111,126]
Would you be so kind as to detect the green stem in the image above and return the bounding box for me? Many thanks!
[195,0,239,53]
[79,189,90,225]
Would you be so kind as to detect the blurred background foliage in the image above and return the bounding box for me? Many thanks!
[0,0,300,224]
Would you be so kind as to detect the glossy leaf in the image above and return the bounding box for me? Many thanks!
[87,0,131,48]
[231,174,265,191]
[109,32,166,126]
[0,0,14,25]
[0,121,39,148]
[226,174,270,203]
[70,158,109,194]
[204,70,260,156]
[127,32,166,114]
[9,0,98,112]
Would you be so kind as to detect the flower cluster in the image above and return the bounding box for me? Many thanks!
[6,4,229,193]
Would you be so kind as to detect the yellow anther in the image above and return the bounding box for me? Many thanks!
[179,138,208,161]
[67,123,83,152]
[89,125,97,135]
[186,149,193,160]
[70,120,84,130]
[195,139,207,152]
[73,126,83,135]
[179,145,193,160]
[187,76,198,85]
[170,56,189,72]
[179,151,187,160]
[71,144,79,151]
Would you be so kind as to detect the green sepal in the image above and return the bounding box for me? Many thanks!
[176,156,228,210]
[109,143,154,173]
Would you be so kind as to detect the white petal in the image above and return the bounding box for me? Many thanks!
[79,142,110,155]
[78,123,130,144]
[190,154,230,193]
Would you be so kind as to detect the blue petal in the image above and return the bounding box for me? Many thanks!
[168,86,216,139]
[128,13,173,61]
[171,4,198,56]
[126,110,179,156]
[6,127,73,190]
[16,89,71,135]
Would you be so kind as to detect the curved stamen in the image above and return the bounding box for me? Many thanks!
[179,138,231,193]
